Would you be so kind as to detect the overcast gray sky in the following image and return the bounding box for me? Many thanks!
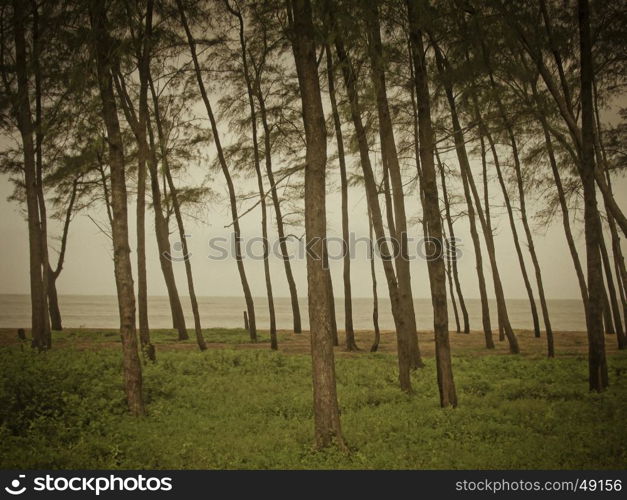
[1,135,625,302]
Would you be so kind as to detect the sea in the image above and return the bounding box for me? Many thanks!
[0,294,590,331]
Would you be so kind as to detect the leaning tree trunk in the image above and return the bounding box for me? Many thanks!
[578,0,608,391]
[432,43,496,348]
[13,2,48,350]
[256,90,302,334]
[149,78,207,352]
[477,133,505,341]
[146,119,188,340]
[368,204,381,352]
[326,45,357,351]
[407,0,457,407]
[599,232,626,348]
[90,0,143,415]
[366,2,421,369]
[177,0,257,341]
[433,43,517,353]
[289,0,345,449]
[225,3,277,349]
[332,9,421,392]
[436,152,470,333]
[135,0,154,359]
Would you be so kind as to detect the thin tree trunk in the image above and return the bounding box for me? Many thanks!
[436,152,469,333]
[146,117,188,340]
[368,204,381,352]
[176,0,257,341]
[13,1,47,350]
[32,3,51,347]
[114,65,185,343]
[407,0,457,407]
[474,104,540,341]
[478,134,505,341]
[90,0,143,415]
[599,232,626,348]
[135,0,153,359]
[226,2,277,349]
[149,77,206,352]
[578,0,608,391]
[432,42,496,349]
[433,44,518,354]
[326,45,357,351]
[332,7,421,392]
[289,0,345,449]
[529,78,590,316]
[256,88,302,334]
[365,1,421,369]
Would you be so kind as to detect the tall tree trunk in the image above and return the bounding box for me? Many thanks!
[13,1,47,350]
[176,0,257,341]
[529,78,590,315]
[256,89,302,334]
[436,152,469,333]
[146,117,188,340]
[289,0,345,449]
[578,0,608,391]
[407,0,457,407]
[477,133,505,341]
[332,7,421,392]
[365,1,421,369]
[442,223,461,333]
[433,45,518,353]
[32,3,51,346]
[90,0,143,415]
[326,45,357,351]
[149,78,206,352]
[226,2,277,349]
[368,205,381,352]
[45,173,78,333]
[114,64,185,344]
[135,0,154,359]
[432,43,497,349]
[599,232,626,348]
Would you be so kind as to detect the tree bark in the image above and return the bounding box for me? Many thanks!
[407,0,457,407]
[149,76,206,352]
[114,64,186,343]
[90,0,143,415]
[13,1,48,350]
[333,9,420,392]
[325,45,357,351]
[146,117,188,340]
[599,232,626,348]
[365,2,422,369]
[432,42,497,349]
[289,0,345,449]
[368,205,381,352]
[578,0,608,391]
[436,152,469,333]
[256,86,302,334]
[176,0,257,341]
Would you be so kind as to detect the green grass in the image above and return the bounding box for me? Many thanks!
[49,327,286,345]
[1,344,626,469]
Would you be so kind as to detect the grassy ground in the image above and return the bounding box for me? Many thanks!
[0,328,626,469]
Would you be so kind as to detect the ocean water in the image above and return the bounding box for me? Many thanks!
[0,294,589,331]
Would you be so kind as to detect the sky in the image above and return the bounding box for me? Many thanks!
[0,129,625,302]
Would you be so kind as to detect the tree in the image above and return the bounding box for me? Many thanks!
[89,0,143,415]
[407,0,456,407]
[578,0,608,391]
[288,0,345,448]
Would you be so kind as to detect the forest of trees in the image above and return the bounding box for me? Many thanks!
[1,0,625,448]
